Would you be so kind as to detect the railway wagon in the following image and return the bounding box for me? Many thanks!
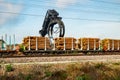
[23,36,51,50]
[54,37,76,50]
[22,36,120,52]
[77,38,100,50]
[101,39,120,51]
[0,36,120,56]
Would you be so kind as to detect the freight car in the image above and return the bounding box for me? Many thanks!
[0,36,120,56]
[22,36,120,54]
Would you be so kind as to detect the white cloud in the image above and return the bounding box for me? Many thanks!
[55,0,120,8]
[55,0,77,8]
[55,0,89,8]
[0,0,23,26]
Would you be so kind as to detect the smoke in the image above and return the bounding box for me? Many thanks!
[0,0,23,26]
[55,0,89,8]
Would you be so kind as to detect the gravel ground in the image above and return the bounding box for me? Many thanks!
[1,55,120,64]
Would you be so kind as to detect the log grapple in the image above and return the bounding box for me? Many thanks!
[39,9,65,38]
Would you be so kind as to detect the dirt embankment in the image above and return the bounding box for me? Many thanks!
[0,61,120,80]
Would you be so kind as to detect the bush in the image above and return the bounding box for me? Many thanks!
[18,73,32,80]
[5,64,13,72]
[76,74,91,80]
[94,63,105,69]
[45,71,52,77]
[25,74,32,80]
[50,70,67,80]
[112,62,120,65]
[19,44,25,52]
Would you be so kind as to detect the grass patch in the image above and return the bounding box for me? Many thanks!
[45,71,52,77]
[94,62,106,69]
[49,70,67,80]
[5,64,14,72]
[76,74,91,80]
[112,62,120,65]
[1,62,120,80]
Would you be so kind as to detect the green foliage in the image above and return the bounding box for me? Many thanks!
[112,62,120,65]
[5,64,13,72]
[25,74,32,80]
[76,74,91,80]
[50,70,67,80]
[94,63,105,69]
[18,72,24,79]
[19,44,25,52]
[45,71,52,77]
[100,45,103,51]
[18,73,32,80]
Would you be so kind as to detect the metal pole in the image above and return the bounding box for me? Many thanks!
[71,38,74,50]
[13,34,15,50]
[5,34,7,50]
[108,40,110,51]
[5,34,7,44]
[118,40,119,50]
[0,36,1,50]
[9,36,11,50]
[87,38,89,50]
[1,36,3,50]
[53,38,55,50]
[36,37,38,51]
[64,37,66,50]
[112,40,114,50]
[99,40,101,50]
[80,38,83,50]
[94,39,96,50]
[28,36,31,50]
[45,37,46,51]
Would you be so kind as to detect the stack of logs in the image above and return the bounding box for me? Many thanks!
[23,36,51,50]
[101,39,120,51]
[54,37,76,50]
[78,38,100,50]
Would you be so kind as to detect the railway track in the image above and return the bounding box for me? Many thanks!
[0,50,120,58]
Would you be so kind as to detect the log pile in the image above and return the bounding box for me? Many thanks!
[54,37,76,50]
[23,36,51,50]
[101,39,120,51]
[78,38,100,50]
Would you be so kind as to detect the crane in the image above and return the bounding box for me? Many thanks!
[39,9,65,39]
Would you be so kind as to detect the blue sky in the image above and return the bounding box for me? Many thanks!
[0,0,120,44]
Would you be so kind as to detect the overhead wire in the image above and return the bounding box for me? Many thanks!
[0,11,43,17]
[64,17,120,22]
[0,1,120,16]
[30,0,120,5]
[0,11,120,23]
[90,0,120,5]
[27,0,120,10]
[0,0,120,23]
[29,0,120,6]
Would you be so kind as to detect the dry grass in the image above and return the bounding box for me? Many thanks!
[0,62,120,80]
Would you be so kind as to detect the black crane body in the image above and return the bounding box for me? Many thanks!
[39,9,65,38]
